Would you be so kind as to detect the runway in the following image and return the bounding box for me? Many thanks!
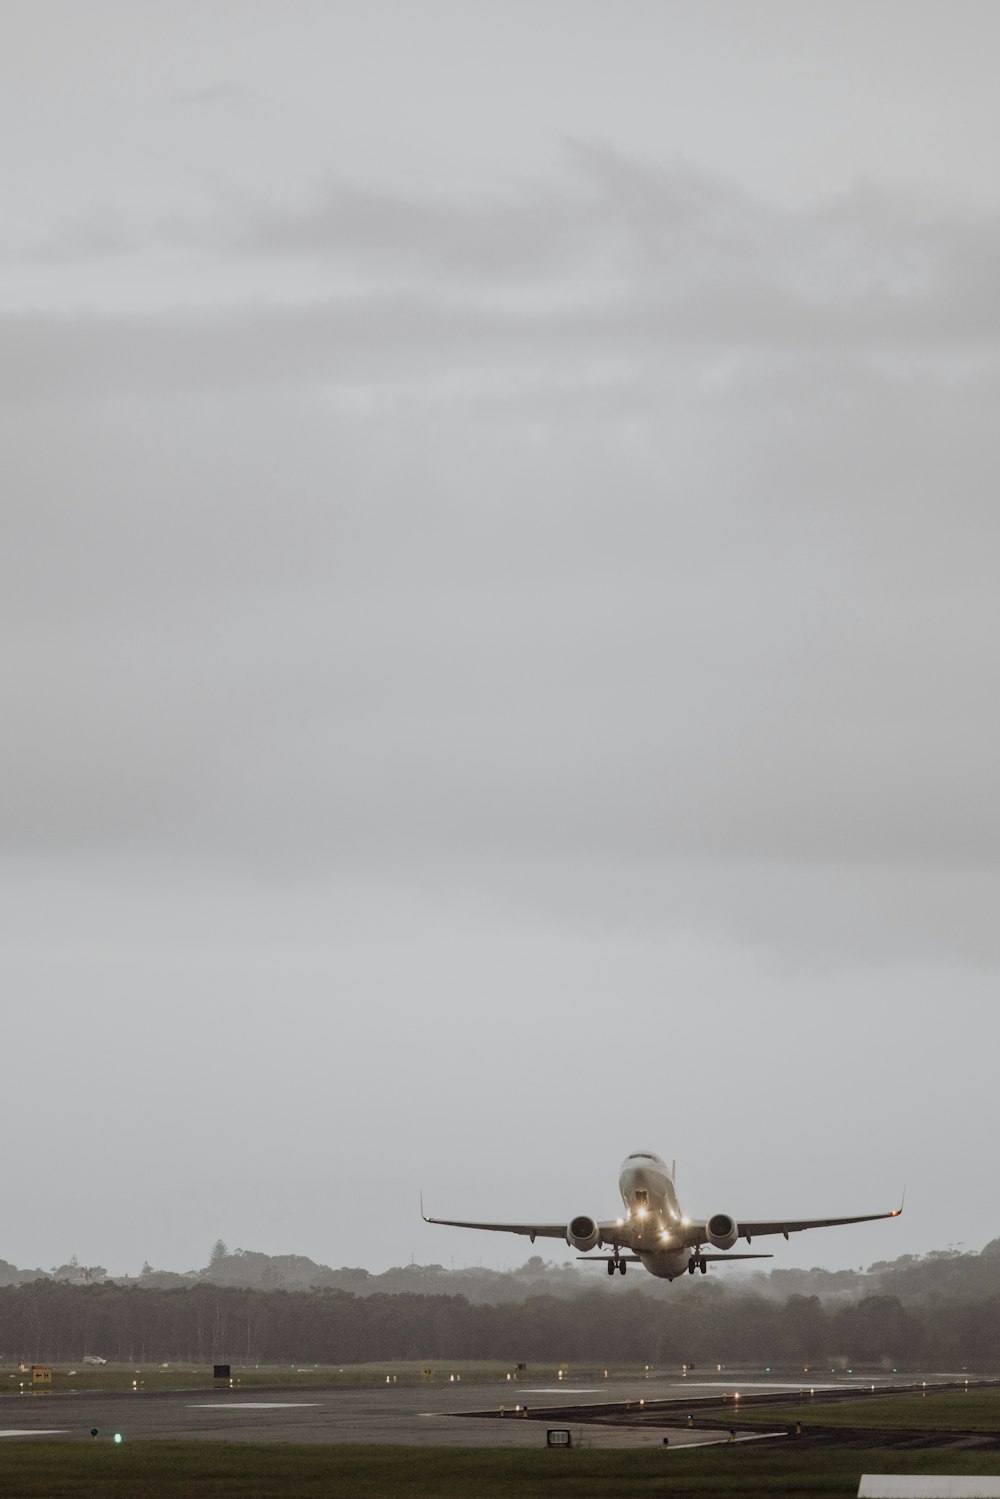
[0,1373,783,1449]
[0,1370,924,1449]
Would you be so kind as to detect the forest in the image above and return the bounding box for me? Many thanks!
[1,1241,999,1368]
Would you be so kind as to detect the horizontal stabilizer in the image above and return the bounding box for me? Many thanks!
[577,1255,642,1264]
[699,1253,773,1262]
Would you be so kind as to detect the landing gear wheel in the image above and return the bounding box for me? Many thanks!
[699,1260,707,1275]
[687,1258,696,1275]
[607,1259,615,1276]
[618,1260,627,1276]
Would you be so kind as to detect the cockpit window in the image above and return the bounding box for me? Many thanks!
[628,1152,657,1161]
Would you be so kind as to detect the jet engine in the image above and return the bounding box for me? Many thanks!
[705,1213,739,1251]
[567,1214,601,1253]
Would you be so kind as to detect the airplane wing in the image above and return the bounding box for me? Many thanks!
[420,1211,570,1244]
[685,1207,902,1247]
[420,1203,625,1246]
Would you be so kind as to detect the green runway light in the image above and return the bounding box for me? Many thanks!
[113,1433,122,1444]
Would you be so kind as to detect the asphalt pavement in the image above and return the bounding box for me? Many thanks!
[0,1373,763,1448]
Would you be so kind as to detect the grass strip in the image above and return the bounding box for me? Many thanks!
[730,1389,1000,1433]
[4,1441,1000,1499]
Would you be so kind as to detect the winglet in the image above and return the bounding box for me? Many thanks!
[891,1185,906,1218]
[420,1190,428,1223]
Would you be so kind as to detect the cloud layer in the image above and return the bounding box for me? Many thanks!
[3,7,999,1274]
[4,153,999,908]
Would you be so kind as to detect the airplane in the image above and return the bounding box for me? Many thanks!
[422,1150,902,1280]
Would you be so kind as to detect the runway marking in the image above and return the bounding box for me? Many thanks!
[695,1431,787,1447]
[187,1402,322,1410]
[687,1380,847,1391]
[522,1388,605,1395]
[0,1430,67,1439]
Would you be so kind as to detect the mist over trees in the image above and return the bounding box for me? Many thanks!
[15,1236,999,1307]
[0,1279,995,1369]
[0,1240,999,1368]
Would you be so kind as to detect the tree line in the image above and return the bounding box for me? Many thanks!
[1,1278,998,1369]
[7,1240,1000,1307]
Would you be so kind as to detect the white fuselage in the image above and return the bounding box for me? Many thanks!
[615,1151,692,1278]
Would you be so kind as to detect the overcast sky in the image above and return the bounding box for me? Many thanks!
[3,1,999,1280]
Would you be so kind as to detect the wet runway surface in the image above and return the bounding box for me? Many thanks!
[0,1372,930,1449]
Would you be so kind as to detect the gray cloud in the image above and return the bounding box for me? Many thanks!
[3,7,1000,1278]
[4,330,998,907]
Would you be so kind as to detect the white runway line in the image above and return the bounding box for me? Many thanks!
[0,1430,67,1439]
[186,1402,322,1410]
[694,1431,787,1447]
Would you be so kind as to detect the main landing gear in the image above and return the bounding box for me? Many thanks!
[687,1255,708,1276]
[607,1253,627,1276]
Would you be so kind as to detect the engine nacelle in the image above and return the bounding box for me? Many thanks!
[567,1214,601,1253]
[705,1212,739,1251]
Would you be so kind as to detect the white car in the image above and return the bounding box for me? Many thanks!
[82,1355,107,1366]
